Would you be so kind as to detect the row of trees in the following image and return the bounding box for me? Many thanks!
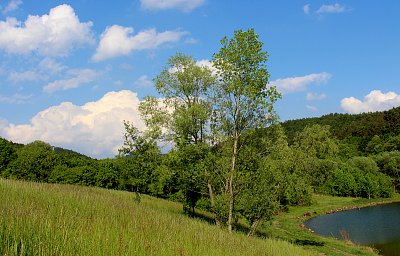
[0,124,397,235]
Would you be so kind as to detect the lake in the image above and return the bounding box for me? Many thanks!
[304,203,400,256]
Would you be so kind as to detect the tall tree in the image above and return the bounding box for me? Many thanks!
[122,53,219,220]
[152,53,215,145]
[212,28,280,232]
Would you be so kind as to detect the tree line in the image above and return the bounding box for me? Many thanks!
[1,29,399,236]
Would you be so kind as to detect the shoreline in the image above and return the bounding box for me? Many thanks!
[261,193,400,256]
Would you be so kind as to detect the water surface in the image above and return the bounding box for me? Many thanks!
[304,203,400,256]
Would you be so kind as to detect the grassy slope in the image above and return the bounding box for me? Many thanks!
[261,193,400,256]
[0,179,316,256]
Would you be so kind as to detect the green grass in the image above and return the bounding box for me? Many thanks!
[0,179,316,256]
[260,193,400,256]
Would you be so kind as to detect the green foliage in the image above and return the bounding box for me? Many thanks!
[166,143,211,215]
[0,137,17,174]
[212,28,280,136]
[324,163,393,198]
[212,28,281,232]
[281,106,400,154]
[348,156,379,173]
[152,53,215,145]
[373,151,400,190]
[293,124,338,159]
[4,141,58,182]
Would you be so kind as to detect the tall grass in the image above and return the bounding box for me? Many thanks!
[0,179,315,256]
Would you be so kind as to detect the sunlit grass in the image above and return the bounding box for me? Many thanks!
[0,178,316,256]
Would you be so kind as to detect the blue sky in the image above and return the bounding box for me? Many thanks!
[0,0,399,158]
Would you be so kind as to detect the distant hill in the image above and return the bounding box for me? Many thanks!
[281,107,400,144]
[52,146,93,160]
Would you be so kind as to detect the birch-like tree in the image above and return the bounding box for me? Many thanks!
[211,28,281,232]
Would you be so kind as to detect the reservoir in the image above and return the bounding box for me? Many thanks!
[304,203,400,256]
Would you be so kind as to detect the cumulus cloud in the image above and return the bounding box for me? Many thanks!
[0,4,94,56]
[303,4,311,14]
[1,90,145,158]
[2,0,22,14]
[316,3,347,14]
[341,90,400,114]
[92,25,187,62]
[43,69,98,93]
[306,92,326,101]
[134,75,153,88]
[140,0,205,12]
[271,72,331,94]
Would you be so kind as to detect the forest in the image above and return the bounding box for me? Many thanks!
[1,29,400,237]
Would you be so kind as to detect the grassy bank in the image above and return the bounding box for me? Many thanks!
[0,179,316,256]
[261,193,400,256]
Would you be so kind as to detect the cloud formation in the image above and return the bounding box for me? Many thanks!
[341,90,400,114]
[316,3,347,14]
[134,75,153,88]
[92,25,187,61]
[2,0,22,14]
[140,0,205,12]
[271,72,331,94]
[43,69,98,93]
[1,90,145,158]
[0,4,94,56]
[306,105,318,112]
[303,4,310,14]
[8,70,39,83]
[0,93,32,104]
[306,92,326,101]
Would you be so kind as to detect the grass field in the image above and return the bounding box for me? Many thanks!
[0,178,317,256]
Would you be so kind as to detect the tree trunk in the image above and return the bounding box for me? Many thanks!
[228,133,238,233]
[207,181,221,227]
[247,219,261,237]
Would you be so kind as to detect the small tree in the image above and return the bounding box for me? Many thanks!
[5,141,58,182]
[0,138,16,174]
[212,28,280,232]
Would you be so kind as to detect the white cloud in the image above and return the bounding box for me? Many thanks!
[303,4,310,14]
[8,70,39,83]
[38,58,66,75]
[0,4,94,56]
[92,25,187,62]
[306,105,318,112]
[43,69,98,93]
[271,72,331,94]
[113,80,124,86]
[341,90,400,114]
[140,0,205,12]
[2,0,22,14]
[306,92,326,101]
[184,37,198,44]
[316,3,347,14]
[1,90,145,158]
[0,93,32,104]
[134,75,153,88]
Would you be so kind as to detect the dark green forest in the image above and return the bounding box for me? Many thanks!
[1,29,400,236]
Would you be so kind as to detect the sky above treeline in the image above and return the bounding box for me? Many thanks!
[0,0,399,158]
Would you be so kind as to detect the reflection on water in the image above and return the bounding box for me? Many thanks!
[304,203,400,256]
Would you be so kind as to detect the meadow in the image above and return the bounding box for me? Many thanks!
[0,178,316,256]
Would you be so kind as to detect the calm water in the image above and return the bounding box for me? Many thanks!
[304,203,400,256]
